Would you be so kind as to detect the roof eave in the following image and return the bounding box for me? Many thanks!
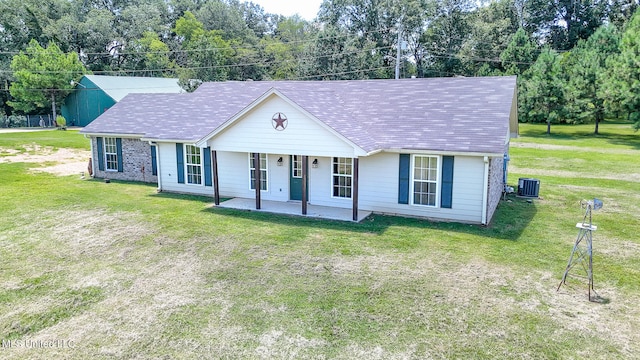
[379,148,504,157]
[79,131,145,138]
[141,137,201,143]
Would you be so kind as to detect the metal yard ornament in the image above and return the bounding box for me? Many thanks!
[557,198,602,301]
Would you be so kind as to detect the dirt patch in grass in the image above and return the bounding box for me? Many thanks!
[510,165,640,183]
[597,239,640,260]
[2,208,211,359]
[443,257,640,358]
[0,144,90,176]
[553,186,640,216]
[254,329,328,359]
[3,217,639,358]
[512,142,638,154]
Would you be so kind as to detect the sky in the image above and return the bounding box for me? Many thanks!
[250,0,324,20]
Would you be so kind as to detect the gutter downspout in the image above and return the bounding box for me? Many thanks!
[481,156,489,225]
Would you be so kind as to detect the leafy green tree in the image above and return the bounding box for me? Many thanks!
[399,0,432,78]
[235,0,278,38]
[9,40,87,119]
[125,31,176,77]
[173,10,204,42]
[259,15,310,80]
[520,47,565,134]
[318,0,425,78]
[420,0,473,76]
[524,0,608,50]
[117,1,170,41]
[301,25,385,80]
[608,0,639,28]
[75,9,119,71]
[460,0,520,75]
[563,25,620,133]
[605,9,640,130]
[196,0,255,42]
[0,0,69,48]
[500,28,538,76]
[173,12,233,90]
[226,39,266,81]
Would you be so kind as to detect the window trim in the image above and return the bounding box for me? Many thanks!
[103,137,118,172]
[184,144,203,186]
[331,157,353,199]
[292,155,302,178]
[410,155,441,207]
[249,153,268,191]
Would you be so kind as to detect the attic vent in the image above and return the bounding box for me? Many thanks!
[518,178,540,198]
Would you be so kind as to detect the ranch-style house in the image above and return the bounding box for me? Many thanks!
[80,76,518,224]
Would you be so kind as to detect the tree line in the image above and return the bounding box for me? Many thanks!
[1,0,639,131]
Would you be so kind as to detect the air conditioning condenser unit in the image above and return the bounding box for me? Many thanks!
[517,178,540,198]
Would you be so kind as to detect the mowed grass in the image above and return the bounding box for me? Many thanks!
[0,124,639,359]
[0,129,90,154]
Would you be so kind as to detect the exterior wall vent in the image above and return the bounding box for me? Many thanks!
[517,178,540,198]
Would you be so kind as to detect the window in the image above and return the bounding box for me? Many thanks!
[292,155,302,178]
[185,145,202,185]
[249,153,267,190]
[104,137,118,171]
[332,157,352,198]
[412,155,438,206]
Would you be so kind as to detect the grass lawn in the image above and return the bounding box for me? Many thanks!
[0,124,639,359]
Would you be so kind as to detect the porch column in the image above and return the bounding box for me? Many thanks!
[302,156,308,215]
[352,158,359,221]
[212,150,220,205]
[253,152,261,210]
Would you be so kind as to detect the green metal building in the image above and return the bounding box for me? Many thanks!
[61,75,182,127]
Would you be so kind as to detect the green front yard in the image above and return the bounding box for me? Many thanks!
[0,125,638,359]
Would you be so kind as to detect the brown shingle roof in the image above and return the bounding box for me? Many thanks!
[81,76,516,154]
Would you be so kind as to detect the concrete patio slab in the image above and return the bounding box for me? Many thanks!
[215,198,371,222]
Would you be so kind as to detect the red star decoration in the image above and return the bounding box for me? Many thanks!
[272,113,287,130]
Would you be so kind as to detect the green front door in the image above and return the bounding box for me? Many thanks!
[289,155,308,201]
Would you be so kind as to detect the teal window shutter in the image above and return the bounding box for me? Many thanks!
[96,137,104,171]
[441,156,454,208]
[176,143,184,183]
[151,145,157,176]
[116,138,123,172]
[204,147,212,187]
[398,154,410,204]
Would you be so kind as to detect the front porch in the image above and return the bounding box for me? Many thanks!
[215,198,371,222]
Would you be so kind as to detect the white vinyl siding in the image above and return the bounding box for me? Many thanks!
[332,157,352,198]
[412,155,439,206]
[249,153,268,191]
[156,144,489,223]
[208,96,359,157]
[185,145,202,185]
[157,143,211,196]
[104,137,118,171]
[356,152,485,223]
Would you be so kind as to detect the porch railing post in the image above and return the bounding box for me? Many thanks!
[302,155,308,215]
[253,152,261,210]
[212,150,220,205]
[352,158,359,221]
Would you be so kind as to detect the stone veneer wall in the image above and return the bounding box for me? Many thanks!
[486,155,504,224]
[91,137,158,183]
